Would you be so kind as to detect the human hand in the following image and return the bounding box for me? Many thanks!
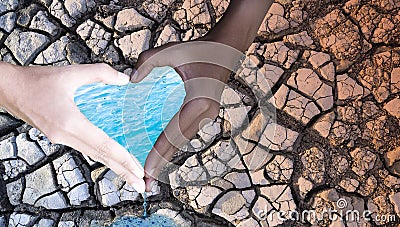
[0,62,145,193]
[129,0,273,192]
[131,41,240,191]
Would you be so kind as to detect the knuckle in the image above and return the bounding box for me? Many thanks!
[96,63,113,74]
[95,140,112,160]
[92,153,109,166]
[188,98,213,113]
[196,98,213,106]
[119,158,131,169]
[208,103,220,116]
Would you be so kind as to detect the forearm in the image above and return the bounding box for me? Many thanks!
[205,0,274,52]
[0,62,20,108]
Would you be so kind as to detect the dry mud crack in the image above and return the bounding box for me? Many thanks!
[0,0,400,226]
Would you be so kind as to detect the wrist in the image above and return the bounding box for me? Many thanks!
[196,0,273,52]
[0,62,22,108]
[198,33,248,53]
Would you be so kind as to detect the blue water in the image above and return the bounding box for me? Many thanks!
[74,67,185,165]
[143,192,148,217]
[76,67,183,226]
[107,215,178,227]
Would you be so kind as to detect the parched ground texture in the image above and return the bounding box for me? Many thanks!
[0,0,400,226]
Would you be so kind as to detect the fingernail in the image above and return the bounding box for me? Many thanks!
[145,179,155,192]
[118,72,130,84]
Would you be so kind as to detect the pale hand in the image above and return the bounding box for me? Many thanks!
[0,62,145,193]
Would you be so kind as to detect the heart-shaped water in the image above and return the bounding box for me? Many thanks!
[74,66,185,165]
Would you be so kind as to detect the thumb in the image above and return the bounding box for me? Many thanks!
[68,63,130,87]
[131,43,178,83]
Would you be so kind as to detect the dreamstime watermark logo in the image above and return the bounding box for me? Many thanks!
[256,198,396,223]
[336,198,347,209]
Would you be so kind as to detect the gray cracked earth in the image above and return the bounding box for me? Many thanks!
[1,0,400,226]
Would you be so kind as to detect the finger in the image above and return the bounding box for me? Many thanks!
[62,63,130,88]
[72,138,146,193]
[60,106,145,192]
[130,50,156,83]
[131,43,177,83]
[144,157,173,193]
[144,120,186,192]
[144,133,176,191]
[144,97,220,191]
[144,149,165,192]
[131,49,162,83]
[101,155,146,193]
[131,41,243,83]
[144,176,155,192]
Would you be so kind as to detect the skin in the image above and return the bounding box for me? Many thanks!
[132,0,275,191]
[0,63,146,193]
[0,0,274,194]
